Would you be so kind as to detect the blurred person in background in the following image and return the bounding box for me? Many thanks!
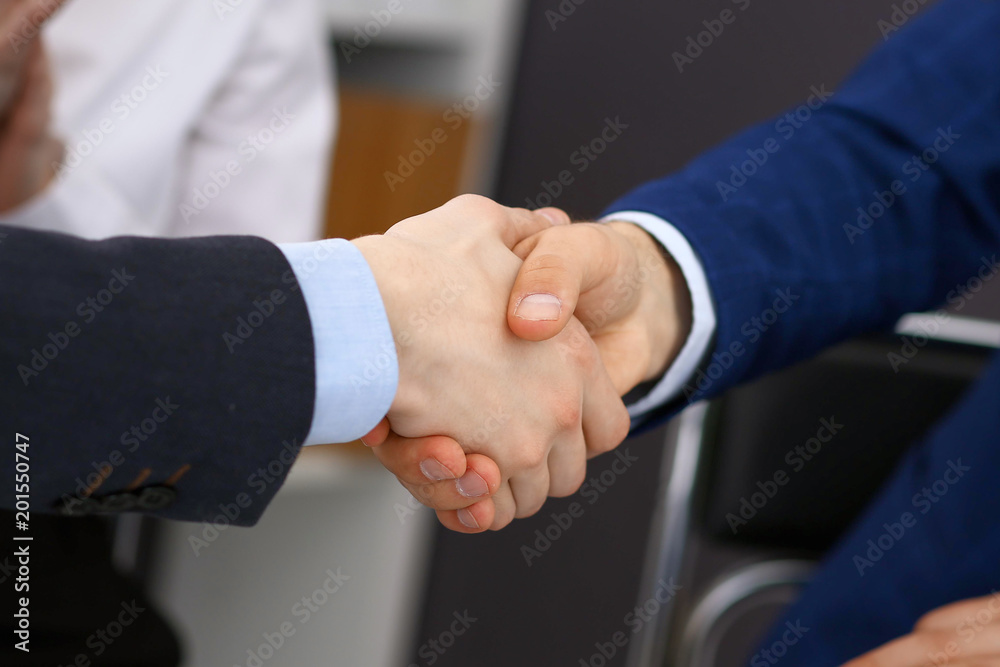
[0,0,333,241]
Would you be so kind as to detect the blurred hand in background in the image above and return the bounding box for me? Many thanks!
[0,0,66,212]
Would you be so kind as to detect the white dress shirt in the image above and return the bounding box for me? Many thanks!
[2,0,334,243]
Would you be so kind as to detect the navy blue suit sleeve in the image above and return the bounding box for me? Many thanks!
[607,0,1000,423]
[0,226,316,526]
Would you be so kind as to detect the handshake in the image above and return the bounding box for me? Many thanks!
[350,195,693,533]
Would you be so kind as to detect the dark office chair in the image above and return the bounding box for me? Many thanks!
[627,317,999,666]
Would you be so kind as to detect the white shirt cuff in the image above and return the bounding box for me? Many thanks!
[277,239,398,445]
[600,211,717,418]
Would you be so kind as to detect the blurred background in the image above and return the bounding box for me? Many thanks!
[21,0,1000,665]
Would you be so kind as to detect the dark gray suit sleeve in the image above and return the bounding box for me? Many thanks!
[0,225,316,526]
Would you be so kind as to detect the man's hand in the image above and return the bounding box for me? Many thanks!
[507,217,693,398]
[354,196,630,533]
[0,36,62,212]
[842,594,1000,666]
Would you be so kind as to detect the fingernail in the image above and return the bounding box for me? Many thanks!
[455,470,489,498]
[360,437,371,447]
[457,508,480,529]
[419,458,456,482]
[514,293,561,321]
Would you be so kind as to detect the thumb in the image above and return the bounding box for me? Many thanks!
[508,224,612,341]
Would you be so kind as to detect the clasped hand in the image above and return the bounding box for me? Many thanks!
[354,195,692,532]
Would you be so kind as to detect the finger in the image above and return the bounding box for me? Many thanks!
[915,594,1000,632]
[436,497,495,534]
[844,629,1000,667]
[399,454,501,511]
[493,204,564,250]
[509,464,551,519]
[24,0,70,24]
[360,417,391,447]
[488,480,517,530]
[569,322,632,457]
[507,224,622,342]
[2,0,68,40]
[545,428,587,498]
[594,328,653,395]
[534,207,572,226]
[370,431,469,485]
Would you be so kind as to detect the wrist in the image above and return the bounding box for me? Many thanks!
[350,234,423,416]
[606,221,693,383]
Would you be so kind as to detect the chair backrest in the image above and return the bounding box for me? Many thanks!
[700,333,993,553]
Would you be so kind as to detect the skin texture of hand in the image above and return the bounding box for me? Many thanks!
[354,196,631,533]
[367,212,693,533]
[842,594,1000,666]
[0,36,62,213]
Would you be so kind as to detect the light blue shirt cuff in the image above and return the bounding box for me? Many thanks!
[600,211,717,418]
[277,239,398,445]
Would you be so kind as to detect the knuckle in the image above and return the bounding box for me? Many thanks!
[551,398,583,432]
[521,251,570,277]
[511,443,548,471]
[451,193,489,209]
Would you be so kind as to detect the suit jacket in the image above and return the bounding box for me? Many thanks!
[0,228,315,525]
[607,0,1000,660]
[608,0,1000,425]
